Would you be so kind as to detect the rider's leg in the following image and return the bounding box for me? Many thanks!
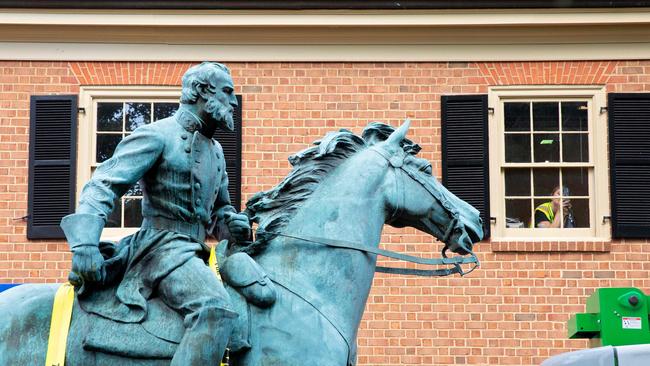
[157,256,237,366]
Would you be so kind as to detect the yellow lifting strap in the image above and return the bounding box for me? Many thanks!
[45,246,226,366]
[45,283,75,366]
[209,244,222,281]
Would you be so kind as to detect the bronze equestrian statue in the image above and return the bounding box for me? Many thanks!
[0,62,483,365]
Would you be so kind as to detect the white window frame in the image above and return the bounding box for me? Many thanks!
[77,86,181,241]
[488,85,610,241]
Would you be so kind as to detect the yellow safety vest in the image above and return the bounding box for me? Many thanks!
[534,202,555,227]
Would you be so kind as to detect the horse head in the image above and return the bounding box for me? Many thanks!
[366,119,484,256]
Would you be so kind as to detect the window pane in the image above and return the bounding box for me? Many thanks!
[96,134,122,163]
[562,133,589,162]
[504,102,530,132]
[106,199,122,228]
[125,102,152,131]
[125,181,143,197]
[533,133,560,162]
[97,103,123,132]
[504,168,530,196]
[533,168,560,197]
[561,101,588,132]
[562,168,589,196]
[154,102,179,121]
[533,102,559,131]
[505,199,531,228]
[505,134,531,163]
[566,198,589,228]
[124,198,143,228]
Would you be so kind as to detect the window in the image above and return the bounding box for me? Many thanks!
[488,86,610,240]
[78,87,181,239]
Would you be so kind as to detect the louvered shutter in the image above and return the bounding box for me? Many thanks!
[608,93,650,238]
[441,95,490,238]
[28,95,78,239]
[215,95,242,211]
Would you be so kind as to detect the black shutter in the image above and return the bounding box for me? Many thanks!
[28,95,78,239]
[217,95,242,211]
[441,95,490,238]
[608,93,650,238]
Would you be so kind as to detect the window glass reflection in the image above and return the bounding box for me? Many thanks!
[504,102,530,132]
[505,199,531,228]
[97,103,123,132]
[96,134,122,163]
[533,168,559,197]
[124,198,143,228]
[561,102,588,131]
[505,168,530,196]
[106,199,122,228]
[505,134,531,163]
[562,168,589,196]
[154,102,179,121]
[533,102,559,131]
[533,133,560,162]
[126,102,151,131]
[562,133,589,162]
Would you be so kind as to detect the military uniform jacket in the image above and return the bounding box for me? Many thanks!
[77,108,235,242]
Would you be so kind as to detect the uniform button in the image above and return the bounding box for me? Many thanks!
[195,199,201,205]
[181,134,188,140]
[195,183,201,190]
[185,147,191,153]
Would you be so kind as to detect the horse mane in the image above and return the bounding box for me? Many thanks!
[238,123,421,256]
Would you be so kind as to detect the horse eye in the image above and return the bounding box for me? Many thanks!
[421,164,432,175]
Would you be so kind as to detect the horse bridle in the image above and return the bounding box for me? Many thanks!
[256,146,480,277]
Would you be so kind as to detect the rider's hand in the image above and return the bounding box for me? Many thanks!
[71,245,105,285]
[224,212,251,242]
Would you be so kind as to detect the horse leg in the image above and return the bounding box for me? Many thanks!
[233,286,349,366]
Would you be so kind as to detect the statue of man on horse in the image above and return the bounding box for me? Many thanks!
[0,61,484,366]
[60,61,252,365]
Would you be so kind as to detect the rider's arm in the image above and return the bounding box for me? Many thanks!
[62,125,164,245]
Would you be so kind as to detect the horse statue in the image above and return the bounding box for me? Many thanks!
[0,120,483,365]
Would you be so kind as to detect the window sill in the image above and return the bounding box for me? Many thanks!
[489,239,611,252]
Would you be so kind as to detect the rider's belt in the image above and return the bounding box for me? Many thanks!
[142,216,206,243]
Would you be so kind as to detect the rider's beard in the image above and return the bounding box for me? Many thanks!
[205,98,234,132]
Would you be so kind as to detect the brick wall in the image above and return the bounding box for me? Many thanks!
[1,60,650,365]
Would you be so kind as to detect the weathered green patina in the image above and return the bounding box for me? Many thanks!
[0,63,483,366]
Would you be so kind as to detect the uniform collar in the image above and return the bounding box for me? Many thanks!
[174,107,205,133]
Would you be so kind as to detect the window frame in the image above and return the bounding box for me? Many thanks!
[78,86,181,240]
[488,85,610,241]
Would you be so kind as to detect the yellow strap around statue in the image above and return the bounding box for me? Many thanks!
[209,245,229,366]
[209,244,222,281]
[45,283,75,366]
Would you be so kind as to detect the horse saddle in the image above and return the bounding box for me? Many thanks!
[81,287,251,358]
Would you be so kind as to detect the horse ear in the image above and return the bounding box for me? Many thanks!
[386,118,411,146]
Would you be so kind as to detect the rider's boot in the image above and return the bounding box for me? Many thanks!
[170,306,237,366]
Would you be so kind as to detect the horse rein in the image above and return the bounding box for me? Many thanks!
[257,229,478,277]
[253,146,479,277]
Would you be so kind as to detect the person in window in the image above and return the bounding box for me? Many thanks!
[535,186,572,228]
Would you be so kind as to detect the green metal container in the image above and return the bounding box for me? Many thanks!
[568,288,650,347]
